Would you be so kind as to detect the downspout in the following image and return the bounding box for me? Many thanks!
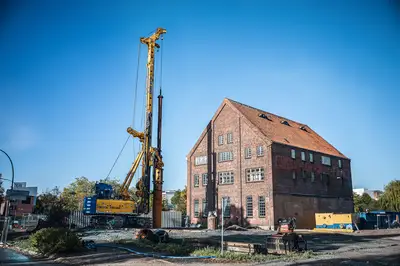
[239,116,243,226]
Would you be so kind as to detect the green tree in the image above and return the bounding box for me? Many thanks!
[379,180,400,212]
[353,192,379,212]
[162,198,169,211]
[171,186,187,215]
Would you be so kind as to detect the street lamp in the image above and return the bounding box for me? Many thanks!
[0,149,14,245]
[0,149,14,190]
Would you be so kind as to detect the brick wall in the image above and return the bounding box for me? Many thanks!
[271,143,353,228]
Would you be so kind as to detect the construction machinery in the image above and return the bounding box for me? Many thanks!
[83,28,166,228]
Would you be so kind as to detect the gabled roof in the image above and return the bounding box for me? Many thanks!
[187,98,347,159]
[227,98,347,158]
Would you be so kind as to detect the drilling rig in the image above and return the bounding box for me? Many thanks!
[83,28,166,229]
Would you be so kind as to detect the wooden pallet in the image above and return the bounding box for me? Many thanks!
[224,241,267,254]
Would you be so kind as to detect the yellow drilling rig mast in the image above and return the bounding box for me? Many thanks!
[83,28,166,229]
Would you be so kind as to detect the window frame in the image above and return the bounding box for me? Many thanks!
[218,135,224,146]
[202,199,208,217]
[258,196,266,218]
[309,153,314,163]
[321,156,331,166]
[246,196,253,218]
[227,132,233,144]
[301,151,306,161]
[291,149,296,159]
[338,159,342,169]
[194,199,199,218]
[194,155,207,166]
[222,197,230,217]
[246,167,265,182]
[245,147,252,159]
[202,173,208,186]
[218,151,233,162]
[218,171,234,185]
[194,174,200,187]
[257,146,264,157]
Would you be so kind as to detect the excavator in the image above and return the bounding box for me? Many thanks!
[82,28,166,229]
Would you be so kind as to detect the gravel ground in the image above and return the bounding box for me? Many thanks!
[73,228,400,265]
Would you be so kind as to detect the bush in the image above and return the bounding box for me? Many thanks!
[29,228,81,255]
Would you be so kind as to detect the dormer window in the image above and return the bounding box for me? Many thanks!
[258,113,272,121]
[281,120,290,126]
[300,126,308,132]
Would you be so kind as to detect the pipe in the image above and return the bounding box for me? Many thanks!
[84,242,216,259]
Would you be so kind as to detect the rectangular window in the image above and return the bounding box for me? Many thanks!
[194,175,199,187]
[338,159,342,169]
[246,167,264,182]
[202,199,208,217]
[301,151,306,161]
[309,153,314,163]
[218,151,233,162]
[246,196,253,217]
[291,149,296,159]
[311,171,315,182]
[195,156,207,166]
[257,146,264,157]
[259,196,266,217]
[218,171,234,184]
[292,170,296,179]
[202,173,208,186]
[194,199,199,218]
[227,133,233,144]
[222,197,230,217]
[321,156,331,166]
[245,147,252,159]
[218,135,224,145]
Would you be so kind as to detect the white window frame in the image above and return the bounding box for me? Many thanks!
[257,146,264,157]
[246,167,264,182]
[291,149,296,159]
[227,132,233,144]
[309,153,314,163]
[194,199,199,218]
[194,155,207,166]
[218,151,233,162]
[202,173,208,186]
[245,147,252,159]
[321,156,331,166]
[218,135,224,145]
[258,196,266,218]
[218,171,234,184]
[246,196,253,217]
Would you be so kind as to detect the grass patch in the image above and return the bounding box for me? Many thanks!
[191,247,315,262]
[11,239,37,253]
[115,239,196,255]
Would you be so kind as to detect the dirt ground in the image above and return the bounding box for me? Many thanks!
[50,228,400,265]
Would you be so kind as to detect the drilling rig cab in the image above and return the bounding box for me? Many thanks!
[82,28,166,229]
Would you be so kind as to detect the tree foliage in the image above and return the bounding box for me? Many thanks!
[378,180,400,212]
[171,186,187,215]
[353,192,380,212]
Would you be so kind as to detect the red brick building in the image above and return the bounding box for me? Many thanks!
[187,98,353,229]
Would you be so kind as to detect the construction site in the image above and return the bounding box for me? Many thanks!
[1,0,400,265]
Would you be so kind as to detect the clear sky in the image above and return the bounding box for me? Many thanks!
[0,0,399,193]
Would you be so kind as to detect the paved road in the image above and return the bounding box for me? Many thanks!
[0,249,62,265]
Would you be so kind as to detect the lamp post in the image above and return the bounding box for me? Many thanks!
[0,149,14,245]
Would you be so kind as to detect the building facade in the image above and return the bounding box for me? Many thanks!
[0,182,38,217]
[162,190,177,210]
[353,188,383,201]
[187,99,353,229]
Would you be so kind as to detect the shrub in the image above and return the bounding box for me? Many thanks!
[29,228,81,255]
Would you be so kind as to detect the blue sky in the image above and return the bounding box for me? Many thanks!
[0,0,399,193]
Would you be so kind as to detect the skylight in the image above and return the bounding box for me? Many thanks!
[299,126,308,132]
[258,113,272,121]
[281,120,290,126]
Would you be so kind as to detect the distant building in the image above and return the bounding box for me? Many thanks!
[162,190,177,210]
[1,182,38,217]
[353,188,383,200]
